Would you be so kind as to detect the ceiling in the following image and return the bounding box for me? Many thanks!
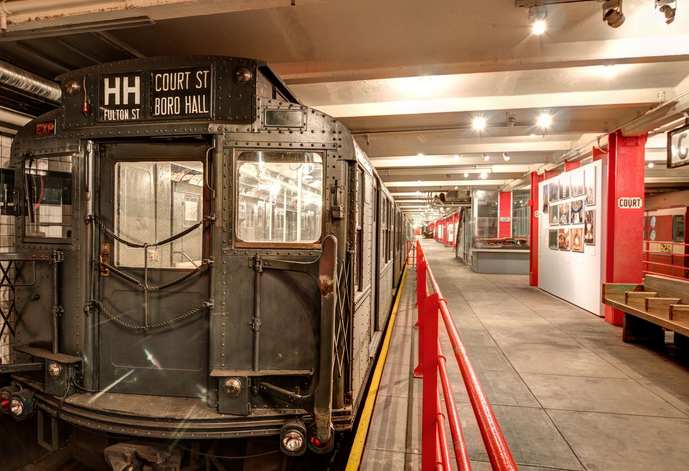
[1,0,689,223]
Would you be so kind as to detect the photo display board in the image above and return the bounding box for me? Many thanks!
[538,160,606,316]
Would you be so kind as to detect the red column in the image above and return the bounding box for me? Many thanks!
[604,130,648,325]
[593,146,607,162]
[529,171,545,286]
[544,169,558,180]
[565,160,581,172]
[498,192,512,239]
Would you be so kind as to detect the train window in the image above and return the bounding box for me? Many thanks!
[356,169,365,291]
[114,161,204,268]
[23,155,73,240]
[674,215,685,242]
[236,151,323,244]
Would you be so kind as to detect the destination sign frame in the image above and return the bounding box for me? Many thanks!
[667,122,689,169]
[97,65,215,123]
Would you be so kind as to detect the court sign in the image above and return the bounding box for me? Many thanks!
[668,123,689,169]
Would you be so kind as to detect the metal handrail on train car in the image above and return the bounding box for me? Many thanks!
[413,240,518,471]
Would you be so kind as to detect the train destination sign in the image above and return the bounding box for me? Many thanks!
[97,66,213,122]
[150,66,212,118]
[668,123,689,169]
[100,73,143,122]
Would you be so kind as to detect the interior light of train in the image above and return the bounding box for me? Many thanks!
[454,155,460,161]
[483,154,490,161]
[648,162,655,168]
[464,173,469,177]
[480,172,488,179]
[503,153,511,161]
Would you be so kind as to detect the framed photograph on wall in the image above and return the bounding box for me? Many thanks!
[559,203,570,225]
[550,204,559,226]
[542,184,549,213]
[560,176,571,200]
[585,171,596,206]
[571,227,584,253]
[585,210,595,245]
[550,182,559,202]
[549,229,558,249]
[558,228,570,251]
[571,199,584,224]
[571,172,585,197]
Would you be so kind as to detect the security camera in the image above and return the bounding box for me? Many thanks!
[602,0,625,28]
[655,0,677,25]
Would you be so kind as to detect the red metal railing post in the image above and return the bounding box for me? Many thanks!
[438,339,472,471]
[436,394,452,471]
[414,244,427,378]
[427,263,519,471]
[421,292,439,471]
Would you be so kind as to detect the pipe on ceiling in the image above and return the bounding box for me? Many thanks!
[0,60,61,103]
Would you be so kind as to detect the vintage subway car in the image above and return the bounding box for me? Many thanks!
[0,56,412,470]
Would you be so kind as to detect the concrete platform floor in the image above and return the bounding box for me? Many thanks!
[360,240,689,471]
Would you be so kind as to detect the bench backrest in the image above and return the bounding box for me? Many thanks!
[644,275,689,305]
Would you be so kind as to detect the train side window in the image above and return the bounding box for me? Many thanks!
[23,155,73,241]
[114,161,204,268]
[236,151,323,245]
[356,168,365,291]
[674,215,685,242]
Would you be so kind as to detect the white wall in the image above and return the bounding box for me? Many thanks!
[538,160,607,316]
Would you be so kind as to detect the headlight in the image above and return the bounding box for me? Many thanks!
[0,385,20,414]
[223,377,242,397]
[279,419,307,457]
[282,431,304,453]
[47,362,62,380]
[9,389,35,421]
[235,66,252,86]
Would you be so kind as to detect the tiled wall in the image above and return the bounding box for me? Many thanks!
[0,134,14,364]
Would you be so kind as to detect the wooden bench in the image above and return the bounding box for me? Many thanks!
[603,275,689,350]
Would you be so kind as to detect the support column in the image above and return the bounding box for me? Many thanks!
[529,171,544,287]
[498,192,512,239]
[544,169,558,180]
[593,146,607,162]
[604,130,648,325]
[565,160,581,172]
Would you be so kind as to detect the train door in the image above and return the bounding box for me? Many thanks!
[96,141,211,397]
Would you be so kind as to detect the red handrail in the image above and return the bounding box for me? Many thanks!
[415,240,518,471]
[436,394,452,471]
[438,339,472,471]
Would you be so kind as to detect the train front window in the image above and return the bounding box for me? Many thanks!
[114,161,204,268]
[23,155,73,240]
[236,151,323,244]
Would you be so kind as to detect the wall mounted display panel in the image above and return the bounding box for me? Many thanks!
[538,160,606,316]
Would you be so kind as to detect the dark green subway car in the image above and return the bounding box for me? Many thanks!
[0,56,412,470]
